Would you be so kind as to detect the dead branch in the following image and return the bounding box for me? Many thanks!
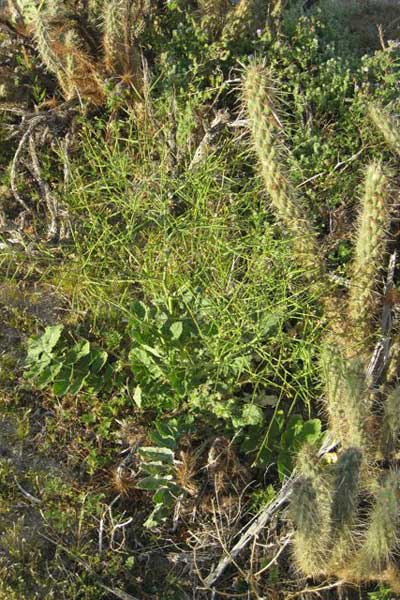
[204,476,296,587]
[28,134,59,240]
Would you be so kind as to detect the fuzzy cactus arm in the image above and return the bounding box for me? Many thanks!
[320,344,369,449]
[290,444,333,576]
[244,62,324,276]
[381,385,400,457]
[28,4,71,92]
[103,0,131,74]
[348,162,389,344]
[331,447,363,529]
[61,28,105,104]
[355,471,400,576]
[327,447,363,572]
[369,104,400,156]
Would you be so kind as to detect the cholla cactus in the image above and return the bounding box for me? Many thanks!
[244,63,324,276]
[368,104,400,156]
[11,0,149,106]
[348,162,389,345]
[244,62,400,590]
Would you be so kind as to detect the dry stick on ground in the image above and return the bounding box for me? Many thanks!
[9,102,77,240]
[10,117,44,213]
[28,134,59,240]
[204,476,296,587]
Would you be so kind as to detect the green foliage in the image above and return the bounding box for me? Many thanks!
[128,298,213,411]
[136,420,182,528]
[25,324,111,396]
[247,412,322,479]
[368,585,395,600]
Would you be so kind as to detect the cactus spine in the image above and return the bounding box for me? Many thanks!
[320,345,369,448]
[29,6,69,91]
[15,0,148,105]
[103,0,132,75]
[381,385,400,456]
[331,447,363,530]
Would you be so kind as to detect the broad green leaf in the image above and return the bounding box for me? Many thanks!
[133,385,142,408]
[136,475,174,491]
[129,348,163,379]
[89,349,108,374]
[26,353,53,377]
[141,344,163,358]
[149,421,179,450]
[143,503,169,528]
[26,324,63,362]
[138,447,174,463]
[277,449,292,481]
[68,369,89,395]
[300,419,322,444]
[38,324,64,351]
[282,415,304,448]
[170,321,183,341]
[139,460,171,476]
[53,365,73,396]
[36,362,62,388]
[152,487,175,505]
[131,300,147,320]
[64,339,90,365]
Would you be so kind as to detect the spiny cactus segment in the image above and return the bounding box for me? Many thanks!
[356,471,400,576]
[320,345,368,448]
[291,444,332,575]
[14,0,148,106]
[331,447,362,529]
[348,161,389,344]
[244,62,323,276]
[369,104,400,156]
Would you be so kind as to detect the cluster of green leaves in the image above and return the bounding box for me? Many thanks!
[368,586,394,600]
[136,420,182,528]
[251,411,322,479]
[265,12,400,215]
[128,297,214,411]
[24,324,112,396]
